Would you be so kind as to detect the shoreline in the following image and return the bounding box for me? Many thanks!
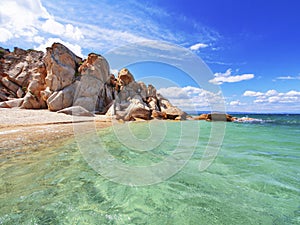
[0,108,112,156]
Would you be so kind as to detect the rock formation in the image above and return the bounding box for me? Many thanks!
[0,47,47,109]
[193,113,236,122]
[0,43,186,121]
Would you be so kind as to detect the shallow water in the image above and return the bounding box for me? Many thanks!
[0,115,300,224]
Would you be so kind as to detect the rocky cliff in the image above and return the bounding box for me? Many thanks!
[0,43,186,121]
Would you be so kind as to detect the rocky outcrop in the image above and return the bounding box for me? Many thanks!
[157,93,187,120]
[106,72,186,121]
[21,63,47,109]
[73,53,112,112]
[117,68,134,87]
[0,42,186,121]
[0,47,47,109]
[193,113,236,122]
[44,43,82,92]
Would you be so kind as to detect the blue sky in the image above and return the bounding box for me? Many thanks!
[1,0,299,112]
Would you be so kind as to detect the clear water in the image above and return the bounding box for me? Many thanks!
[1,115,300,224]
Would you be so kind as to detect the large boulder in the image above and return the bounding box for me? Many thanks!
[0,98,24,108]
[44,43,82,92]
[206,113,234,122]
[151,110,167,119]
[21,63,47,109]
[47,82,77,111]
[78,53,109,83]
[193,113,235,122]
[107,78,151,121]
[1,77,20,93]
[73,53,112,112]
[126,107,151,121]
[193,114,208,120]
[157,94,186,120]
[117,68,134,86]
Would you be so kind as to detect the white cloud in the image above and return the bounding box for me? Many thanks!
[286,90,300,96]
[0,0,83,45]
[42,18,65,36]
[0,28,13,42]
[210,69,254,85]
[35,38,83,58]
[243,90,264,97]
[229,100,242,106]
[110,69,119,76]
[41,19,84,41]
[265,89,278,96]
[158,86,225,111]
[243,89,300,104]
[0,0,49,41]
[33,36,45,44]
[189,43,208,51]
[276,76,300,80]
[1,0,220,60]
[65,24,84,41]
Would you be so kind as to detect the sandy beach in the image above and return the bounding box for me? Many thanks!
[0,108,112,154]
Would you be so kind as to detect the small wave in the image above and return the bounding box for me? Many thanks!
[233,117,267,124]
[233,116,300,126]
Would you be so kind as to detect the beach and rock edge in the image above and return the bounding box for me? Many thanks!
[0,42,244,123]
[0,42,252,125]
[0,43,187,121]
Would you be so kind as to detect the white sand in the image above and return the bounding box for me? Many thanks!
[0,108,112,154]
[0,108,110,127]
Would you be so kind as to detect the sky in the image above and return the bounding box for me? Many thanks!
[0,0,299,113]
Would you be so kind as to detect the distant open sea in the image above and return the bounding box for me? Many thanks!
[1,114,299,224]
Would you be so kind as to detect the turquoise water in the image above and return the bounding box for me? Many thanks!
[0,115,300,224]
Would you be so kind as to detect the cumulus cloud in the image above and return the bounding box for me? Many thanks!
[0,0,221,57]
[0,28,13,42]
[42,19,84,41]
[0,0,48,41]
[209,69,254,85]
[0,0,84,44]
[189,43,208,51]
[243,90,264,97]
[243,89,300,104]
[42,18,65,36]
[158,86,225,111]
[229,100,243,106]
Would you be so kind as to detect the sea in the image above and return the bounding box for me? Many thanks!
[0,114,299,224]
